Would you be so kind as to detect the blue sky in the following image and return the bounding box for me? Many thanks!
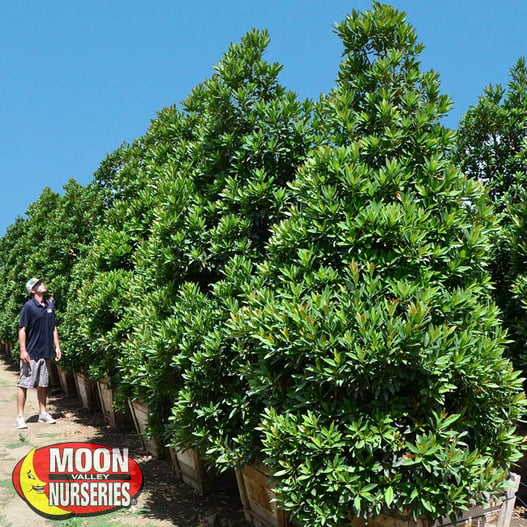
[1,1,526,236]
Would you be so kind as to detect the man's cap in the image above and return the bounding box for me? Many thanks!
[25,277,42,294]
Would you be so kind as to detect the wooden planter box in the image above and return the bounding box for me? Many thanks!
[169,447,236,495]
[434,472,519,527]
[0,340,13,357]
[48,360,60,389]
[1,340,15,361]
[236,467,519,527]
[127,399,166,458]
[236,464,289,527]
[74,372,101,411]
[97,379,133,430]
[351,473,520,527]
[57,366,78,398]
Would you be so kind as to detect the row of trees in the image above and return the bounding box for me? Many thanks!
[1,4,527,526]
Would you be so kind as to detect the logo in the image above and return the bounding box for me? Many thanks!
[12,442,144,520]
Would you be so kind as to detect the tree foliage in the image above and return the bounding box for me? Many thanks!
[0,181,104,352]
[59,129,170,379]
[119,28,315,443]
[455,57,527,371]
[187,4,524,524]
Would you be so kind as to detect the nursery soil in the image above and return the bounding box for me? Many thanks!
[0,354,249,527]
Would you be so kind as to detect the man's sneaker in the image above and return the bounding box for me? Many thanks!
[38,412,56,424]
[16,416,27,429]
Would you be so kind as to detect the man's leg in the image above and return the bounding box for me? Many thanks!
[16,386,28,429]
[37,386,56,423]
[37,386,47,415]
[17,386,27,417]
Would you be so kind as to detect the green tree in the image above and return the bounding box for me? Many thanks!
[120,28,315,446]
[60,131,168,380]
[190,4,524,525]
[0,180,104,359]
[18,187,61,281]
[455,57,527,209]
[0,188,63,352]
[40,179,105,313]
[0,216,29,345]
[455,57,527,370]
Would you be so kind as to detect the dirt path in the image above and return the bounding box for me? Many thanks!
[0,354,249,527]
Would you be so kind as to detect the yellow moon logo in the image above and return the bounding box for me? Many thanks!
[18,448,70,518]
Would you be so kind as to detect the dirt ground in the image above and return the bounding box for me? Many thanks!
[0,354,250,527]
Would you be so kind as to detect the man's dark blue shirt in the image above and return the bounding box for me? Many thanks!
[19,298,57,360]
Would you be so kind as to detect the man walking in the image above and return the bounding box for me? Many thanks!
[16,278,62,429]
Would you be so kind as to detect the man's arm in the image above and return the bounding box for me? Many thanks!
[18,327,30,363]
[53,327,62,361]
